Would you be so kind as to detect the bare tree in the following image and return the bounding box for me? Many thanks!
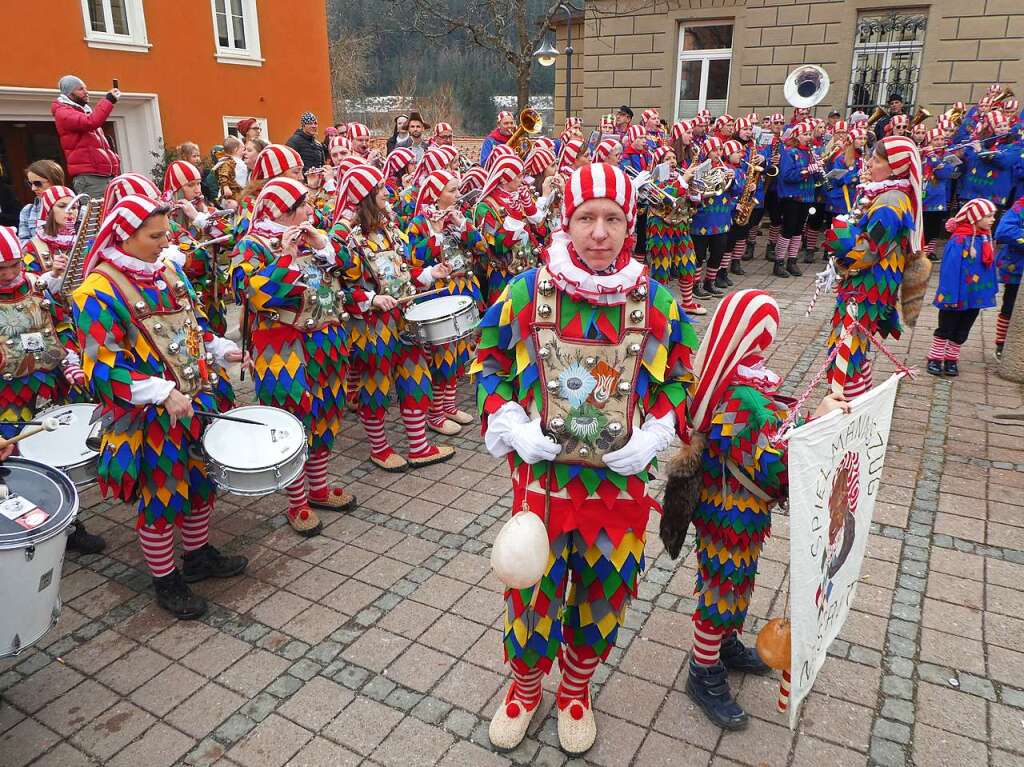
[385,0,569,112]
[330,32,373,122]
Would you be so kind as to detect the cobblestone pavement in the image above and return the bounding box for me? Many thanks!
[2,252,1024,767]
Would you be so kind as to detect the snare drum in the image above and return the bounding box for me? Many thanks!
[18,404,100,488]
[0,458,79,657]
[203,406,307,497]
[404,295,480,347]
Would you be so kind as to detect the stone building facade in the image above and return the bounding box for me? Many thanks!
[552,0,1024,128]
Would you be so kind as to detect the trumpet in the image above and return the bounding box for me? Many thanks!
[507,108,542,160]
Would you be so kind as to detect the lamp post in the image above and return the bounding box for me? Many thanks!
[534,3,575,121]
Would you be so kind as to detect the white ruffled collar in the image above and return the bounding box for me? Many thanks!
[543,231,645,306]
[101,246,165,275]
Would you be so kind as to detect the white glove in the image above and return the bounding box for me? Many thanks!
[484,401,562,464]
[602,412,677,475]
[502,215,531,245]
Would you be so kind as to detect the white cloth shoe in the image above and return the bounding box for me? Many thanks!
[488,686,540,752]
[557,698,597,756]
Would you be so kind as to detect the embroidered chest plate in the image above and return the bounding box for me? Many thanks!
[530,267,650,468]
[353,226,415,299]
[28,239,54,271]
[0,290,65,380]
[95,263,211,399]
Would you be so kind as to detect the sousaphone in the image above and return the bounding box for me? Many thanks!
[783,65,831,109]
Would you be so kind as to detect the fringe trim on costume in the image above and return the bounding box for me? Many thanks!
[659,431,706,559]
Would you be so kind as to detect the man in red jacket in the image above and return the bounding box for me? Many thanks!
[51,75,122,199]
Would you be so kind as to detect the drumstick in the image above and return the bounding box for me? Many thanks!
[396,272,468,306]
[194,409,266,426]
[0,417,62,450]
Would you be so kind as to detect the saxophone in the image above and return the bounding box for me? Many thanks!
[60,196,103,303]
[734,158,763,226]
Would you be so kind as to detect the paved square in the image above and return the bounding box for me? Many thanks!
[2,256,1023,766]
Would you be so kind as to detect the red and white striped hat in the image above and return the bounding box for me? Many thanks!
[526,146,556,177]
[163,160,202,197]
[652,146,673,164]
[689,289,780,434]
[102,172,161,217]
[1001,98,1019,113]
[84,195,164,274]
[412,145,459,186]
[670,120,691,141]
[703,136,725,154]
[733,117,753,132]
[252,144,303,181]
[641,108,659,123]
[329,135,352,154]
[984,110,1010,134]
[831,120,849,134]
[534,136,556,154]
[770,112,785,123]
[721,140,743,158]
[460,165,487,192]
[558,138,586,174]
[948,198,997,231]
[497,110,514,123]
[485,143,517,171]
[600,113,615,132]
[849,127,869,142]
[876,136,923,251]
[591,138,621,163]
[696,109,711,121]
[340,164,383,210]
[563,162,637,232]
[253,178,308,223]
[0,226,22,264]
[936,115,954,130]
[478,154,524,205]
[564,116,583,131]
[714,114,735,130]
[39,185,76,223]
[433,122,453,136]
[979,95,995,109]
[348,122,371,139]
[383,147,415,183]
[414,170,457,218]
[925,127,945,144]
[890,114,909,128]
[626,125,646,143]
[745,112,760,123]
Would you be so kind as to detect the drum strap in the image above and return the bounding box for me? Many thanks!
[92,261,190,320]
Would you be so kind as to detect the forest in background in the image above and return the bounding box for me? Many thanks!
[326,0,557,133]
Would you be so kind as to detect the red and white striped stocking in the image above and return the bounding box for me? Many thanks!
[692,617,725,666]
[945,342,961,362]
[442,383,459,417]
[804,226,820,251]
[504,658,544,716]
[400,408,431,457]
[306,449,330,496]
[679,275,695,306]
[775,237,791,263]
[557,644,600,712]
[923,239,937,259]
[769,224,780,245]
[844,359,873,398]
[180,503,211,552]
[360,410,391,458]
[138,523,176,577]
[996,314,1010,346]
[286,475,309,518]
[928,336,948,361]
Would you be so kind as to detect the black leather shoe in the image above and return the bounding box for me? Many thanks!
[764,242,776,262]
[786,258,803,277]
[693,281,709,298]
[66,522,106,555]
[705,279,725,296]
[943,360,959,377]
[730,259,746,275]
[803,247,817,264]
[182,544,248,583]
[153,570,207,620]
[772,261,790,278]
[995,343,1004,360]
[720,632,771,675]
[715,271,733,289]
[685,658,749,730]
[926,359,944,376]
[743,241,755,261]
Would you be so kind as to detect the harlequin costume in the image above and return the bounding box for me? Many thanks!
[72,197,247,619]
[474,164,696,755]
[232,144,306,242]
[405,170,488,434]
[164,161,230,335]
[233,178,356,536]
[662,289,790,731]
[994,195,1024,357]
[383,147,416,204]
[393,146,459,231]
[824,136,921,398]
[926,199,998,376]
[330,165,455,472]
[472,155,550,304]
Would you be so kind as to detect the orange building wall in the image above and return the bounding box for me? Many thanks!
[2,1,333,150]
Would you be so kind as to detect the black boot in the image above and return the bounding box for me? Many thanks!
[66,522,106,555]
[772,260,790,278]
[693,280,709,298]
[720,632,771,675]
[715,271,733,289]
[705,278,725,297]
[995,343,1004,360]
[786,258,803,277]
[153,570,207,620]
[926,359,944,376]
[182,544,249,584]
[685,658,748,730]
[764,241,776,262]
[803,246,817,264]
[742,241,755,261]
[730,259,746,275]
[943,360,959,377]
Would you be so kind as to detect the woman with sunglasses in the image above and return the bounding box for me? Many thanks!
[18,160,66,243]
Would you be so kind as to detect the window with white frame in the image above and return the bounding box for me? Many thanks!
[222,116,269,140]
[211,0,263,65]
[847,11,927,113]
[674,23,733,121]
[80,0,150,52]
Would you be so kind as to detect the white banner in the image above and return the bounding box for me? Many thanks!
[786,374,901,728]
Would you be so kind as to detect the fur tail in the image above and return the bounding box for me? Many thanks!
[659,432,706,559]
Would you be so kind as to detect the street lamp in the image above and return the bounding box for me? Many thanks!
[533,3,575,122]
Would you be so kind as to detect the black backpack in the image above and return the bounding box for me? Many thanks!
[202,166,219,202]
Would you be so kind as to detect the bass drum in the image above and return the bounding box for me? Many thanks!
[0,458,79,657]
